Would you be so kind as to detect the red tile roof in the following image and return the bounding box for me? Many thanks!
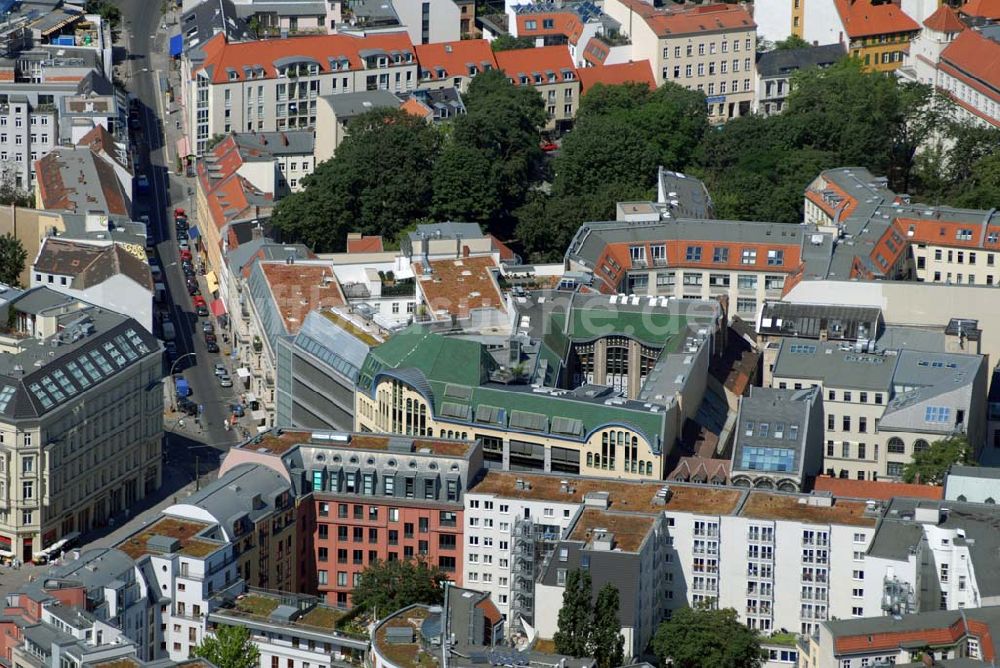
[834,614,995,660]
[614,0,755,37]
[578,61,655,94]
[400,96,433,119]
[960,0,1000,19]
[35,148,129,217]
[923,5,966,31]
[495,46,577,85]
[813,476,944,501]
[832,0,920,38]
[194,32,415,84]
[487,234,517,262]
[346,235,385,253]
[940,29,1000,105]
[515,12,585,44]
[413,39,497,80]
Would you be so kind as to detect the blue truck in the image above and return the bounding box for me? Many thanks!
[175,377,191,398]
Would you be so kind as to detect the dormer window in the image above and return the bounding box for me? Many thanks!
[378,57,388,67]
[533,73,542,83]
[228,70,238,81]
[519,75,528,85]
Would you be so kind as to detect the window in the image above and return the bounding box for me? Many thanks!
[741,248,757,264]
[767,249,784,265]
[940,563,949,582]
[686,245,702,261]
[925,406,951,423]
[318,570,328,585]
[713,247,730,263]
[852,570,864,580]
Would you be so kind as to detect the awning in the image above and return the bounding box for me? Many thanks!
[236,367,252,378]
[244,392,258,403]
[188,225,200,240]
[251,409,268,422]
[170,34,183,57]
[176,136,192,158]
[211,298,227,317]
[206,271,219,294]
[37,531,80,558]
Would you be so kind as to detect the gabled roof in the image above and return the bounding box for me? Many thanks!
[77,124,129,172]
[34,238,153,292]
[515,11,585,44]
[413,39,497,80]
[613,0,755,37]
[755,43,846,78]
[940,29,1000,103]
[35,147,130,217]
[495,46,577,85]
[960,0,1000,19]
[193,31,414,84]
[577,61,655,94]
[923,5,966,32]
[832,0,920,38]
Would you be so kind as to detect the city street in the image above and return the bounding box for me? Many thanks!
[1,0,256,574]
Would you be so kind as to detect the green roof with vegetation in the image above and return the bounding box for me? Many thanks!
[358,326,668,451]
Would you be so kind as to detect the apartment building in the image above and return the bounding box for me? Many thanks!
[208,586,368,668]
[34,136,132,221]
[495,46,579,132]
[603,0,755,121]
[184,31,417,154]
[535,505,668,659]
[770,337,986,480]
[754,43,845,116]
[413,39,496,93]
[162,463,299,592]
[116,516,238,661]
[355,291,724,480]
[944,465,1000,503]
[313,90,402,162]
[470,471,884,651]
[755,0,918,72]
[804,167,1000,285]
[220,429,483,608]
[564,212,835,320]
[801,606,1000,668]
[225,130,317,195]
[0,288,163,563]
[932,26,1000,128]
[730,386,825,492]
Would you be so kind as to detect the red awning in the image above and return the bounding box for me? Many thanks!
[211,298,227,317]
[176,136,192,158]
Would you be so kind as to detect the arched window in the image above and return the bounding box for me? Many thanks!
[987,497,996,504]
[887,437,905,454]
[957,495,967,502]
[913,439,930,453]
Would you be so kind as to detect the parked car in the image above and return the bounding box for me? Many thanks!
[177,229,189,241]
[178,239,189,251]
[203,322,215,334]
[177,398,198,416]
[192,295,206,307]
[218,375,233,388]
[231,403,245,418]
[174,208,186,218]
[196,304,209,317]
[179,249,192,261]
[204,333,217,344]
[187,283,200,296]
[206,341,219,353]
[540,140,559,152]
[213,362,227,376]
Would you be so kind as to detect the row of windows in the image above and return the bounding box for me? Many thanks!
[933,248,996,265]
[662,38,752,59]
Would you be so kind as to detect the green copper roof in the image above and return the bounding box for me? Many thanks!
[358,325,497,391]
[563,308,688,347]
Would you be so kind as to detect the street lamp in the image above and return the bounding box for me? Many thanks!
[169,352,198,411]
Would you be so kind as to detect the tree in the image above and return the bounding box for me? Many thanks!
[553,568,592,658]
[589,584,624,668]
[902,435,975,485]
[653,604,766,668]
[193,624,260,668]
[0,234,26,287]
[84,0,121,29]
[951,152,1000,209]
[437,70,546,237]
[270,108,441,251]
[491,34,535,51]
[774,34,810,50]
[349,557,447,620]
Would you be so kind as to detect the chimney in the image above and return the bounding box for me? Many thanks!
[455,233,462,259]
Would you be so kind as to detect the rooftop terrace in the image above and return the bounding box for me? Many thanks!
[116,517,221,560]
[412,256,505,320]
[373,606,434,668]
[740,492,876,527]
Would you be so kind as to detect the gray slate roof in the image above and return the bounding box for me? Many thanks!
[756,43,846,78]
[175,463,291,534]
[321,90,401,121]
[732,386,818,478]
